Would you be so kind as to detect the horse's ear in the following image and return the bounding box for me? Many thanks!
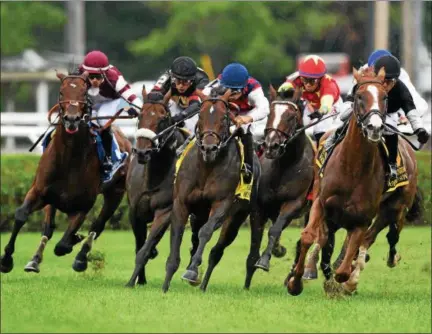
[56,70,66,81]
[269,84,277,102]
[377,67,386,82]
[353,67,360,82]
[142,84,148,103]
[222,88,232,101]
[81,71,89,80]
[162,89,172,105]
[293,86,302,103]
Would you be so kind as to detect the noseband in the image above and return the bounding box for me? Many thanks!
[353,80,388,135]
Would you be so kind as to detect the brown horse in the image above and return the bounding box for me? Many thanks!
[244,86,314,289]
[125,88,189,286]
[161,88,261,292]
[286,67,418,296]
[0,71,131,274]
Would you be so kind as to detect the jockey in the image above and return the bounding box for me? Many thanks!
[72,50,142,184]
[202,62,270,181]
[334,55,430,180]
[277,55,343,143]
[148,56,210,133]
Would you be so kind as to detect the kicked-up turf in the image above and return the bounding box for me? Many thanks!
[1,227,431,333]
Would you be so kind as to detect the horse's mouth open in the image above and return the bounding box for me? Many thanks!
[65,126,79,134]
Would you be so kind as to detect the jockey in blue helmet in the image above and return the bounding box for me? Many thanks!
[202,62,270,181]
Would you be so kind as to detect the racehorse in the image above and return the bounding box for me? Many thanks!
[286,67,418,296]
[125,88,189,286]
[244,85,315,289]
[0,71,131,274]
[161,88,261,292]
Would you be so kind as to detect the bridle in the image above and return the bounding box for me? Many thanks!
[195,97,237,152]
[264,100,301,153]
[353,79,388,136]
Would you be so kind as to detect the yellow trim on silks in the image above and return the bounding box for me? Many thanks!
[315,137,409,192]
[320,94,334,113]
[173,138,253,201]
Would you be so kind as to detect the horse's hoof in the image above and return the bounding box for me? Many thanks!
[272,245,287,258]
[287,276,303,296]
[149,247,159,260]
[334,272,350,283]
[341,282,357,295]
[365,253,370,263]
[181,269,200,285]
[254,257,270,272]
[72,259,88,272]
[24,260,40,273]
[54,243,73,257]
[302,268,318,280]
[0,255,14,273]
[125,281,136,288]
[387,253,401,268]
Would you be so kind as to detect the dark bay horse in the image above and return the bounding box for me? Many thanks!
[162,89,261,292]
[125,88,189,286]
[244,86,315,289]
[286,67,418,296]
[0,71,131,274]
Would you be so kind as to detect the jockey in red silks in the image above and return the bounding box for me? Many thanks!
[73,50,142,184]
[202,62,270,180]
[278,55,343,143]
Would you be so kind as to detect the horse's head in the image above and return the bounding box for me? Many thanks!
[133,88,172,164]
[263,85,303,159]
[352,66,388,143]
[196,88,235,163]
[56,71,90,134]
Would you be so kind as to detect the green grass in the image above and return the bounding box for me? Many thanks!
[1,227,431,333]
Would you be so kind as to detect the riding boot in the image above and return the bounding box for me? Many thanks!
[241,127,254,184]
[324,126,343,150]
[176,133,195,157]
[314,132,325,145]
[101,128,113,173]
[384,134,398,181]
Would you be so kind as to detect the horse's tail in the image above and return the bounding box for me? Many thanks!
[405,186,424,224]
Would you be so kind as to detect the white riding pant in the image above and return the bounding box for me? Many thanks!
[302,96,344,136]
[91,98,131,127]
[168,100,199,134]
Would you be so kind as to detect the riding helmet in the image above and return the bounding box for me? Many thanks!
[373,55,401,79]
[82,50,110,73]
[220,63,249,89]
[367,49,391,67]
[170,56,198,80]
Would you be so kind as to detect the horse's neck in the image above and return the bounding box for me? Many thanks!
[281,131,307,164]
[339,117,380,175]
[53,125,94,167]
[142,145,176,190]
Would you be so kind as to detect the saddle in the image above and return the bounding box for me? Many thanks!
[316,125,409,193]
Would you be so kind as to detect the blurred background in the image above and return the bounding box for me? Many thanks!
[1,0,431,153]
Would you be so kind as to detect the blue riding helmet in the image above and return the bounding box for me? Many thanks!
[220,63,249,89]
[368,49,392,67]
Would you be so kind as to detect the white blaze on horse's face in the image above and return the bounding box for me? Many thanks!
[209,106,215,114]
[272,104,288,129]
[366,85,383,129]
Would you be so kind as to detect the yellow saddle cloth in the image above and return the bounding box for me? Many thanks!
[174,138,253,201]
[315,137,409,193]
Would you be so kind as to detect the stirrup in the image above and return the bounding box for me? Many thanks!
[102,152,128,184]
[388,163,397,180]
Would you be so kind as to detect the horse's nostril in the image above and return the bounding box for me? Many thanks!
[210,145,218,152]
[367,123,374,130]
[271,143,279,149]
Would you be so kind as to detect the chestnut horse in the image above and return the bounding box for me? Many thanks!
[286,67,418,296]
[244,86,314,289]
[0,71,131,274]
[125,88,189,286]
[162,88,261,292]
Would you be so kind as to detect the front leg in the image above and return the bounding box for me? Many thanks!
[256,199,305,272]
[181,198,232,285]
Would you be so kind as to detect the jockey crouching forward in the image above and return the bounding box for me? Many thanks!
[148,56,210,134]
[278,55,343,144]
[328,55,430,180]
[203,62,270,181]
[73,50,142,184]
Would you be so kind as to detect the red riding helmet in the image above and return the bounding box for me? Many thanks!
[82,50,110,73]
[298,55,327,78]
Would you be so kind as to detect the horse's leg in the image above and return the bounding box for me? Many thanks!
[332,233,349,270]
[200,206,249,292]
[1,188,44,273]
[126,208,171,287]
[54,212,88,256]
[24,205,57,273]
[256,199,304,271]
[334,225,367,283]
[185,213,207,287]
[302,209,320,280]
[162,199,189,293]
[386,209,404,268]
[286,198,324,296]
[244,207,266,290]
[73,189,124,272]
[181,199,231,284]
[127,211,149,286]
